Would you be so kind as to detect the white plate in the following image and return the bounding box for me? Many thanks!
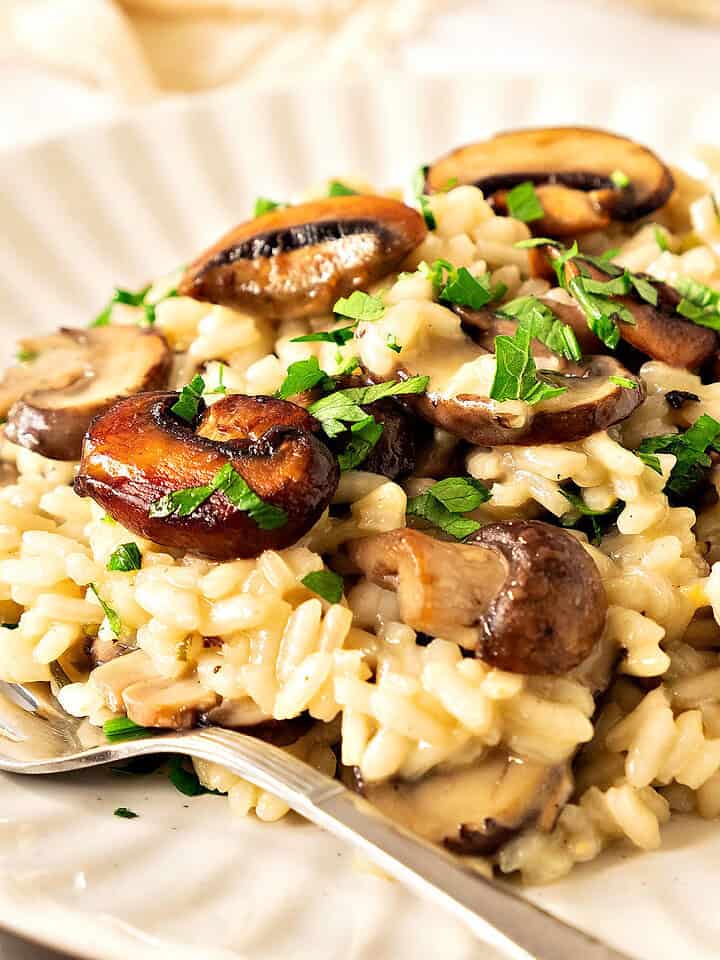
[2,71,720,960]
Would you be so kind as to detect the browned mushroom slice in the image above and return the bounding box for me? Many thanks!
[391,354,643,447]
[551,251,718,369]
[426,127,674,237]
[201,699,313,744]
[178,197,426,321]
[91,649,160,713]
[1,326,171,461]
[352,749,572,856]
[348,522,607,675]
[122,677,218,729]
[74,392,339,561]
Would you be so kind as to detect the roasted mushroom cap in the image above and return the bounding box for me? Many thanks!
[381,354,644,447]
[549,250,717,370]
[348,522,607,675]
[178,197,426,321]
[0,326,171,461]
[426,127,674,237]
[351,749,572,856]
[74,392,339,560]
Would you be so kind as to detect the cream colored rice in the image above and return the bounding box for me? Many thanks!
[3,151,720,881]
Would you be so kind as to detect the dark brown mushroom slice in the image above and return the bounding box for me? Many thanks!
[552,249,718,369]
[425,127,674,237]
[73,392,339,561]
[348,522,607,675]
[178,196,426,321]
[1,326,171,461]
[349,749,573,856]
[378,354,644,447]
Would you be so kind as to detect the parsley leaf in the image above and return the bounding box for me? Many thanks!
[333,290,385,322]
[406,477,490,540]
[276,357,334,399]
[654,226,669,252]
[308,376,428,435]
[337,417,384,471]
[114,807,139,819]
[609,375,638,389]
[103,716,153,743]
[610,169,630,188]
[386,334,402,353]
[301,569,345,603]
[291,325,356,346]
[171,374,206,422]
[89,583,121,637]
[490,325,568,405]
[168,756,223,797]
[567,275,626,349]
[514,237,556,249]
[92,285,151,327]
[254,196,284,217]
[106,542,142,572]
[498,296,582,361]
[412,165,437,230]
[16,348,38,363]
[422,259,506,309]
[506,181,544,223]
[559,485,621,545]
[149,463,287,530]
[328,180,357,197]
[637,414,720,500]
[672,276,720,330]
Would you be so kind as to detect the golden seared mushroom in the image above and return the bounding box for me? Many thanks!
[546,249,717,370]
[74,392,339,560]
[348,522,607,675]
[350,749,573,856]
[426,127,674,237]
[0,326,171,461]
[201,699,313,744]
[178,196,426,321]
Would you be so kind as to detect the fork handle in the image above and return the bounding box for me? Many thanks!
[180,728,632,960]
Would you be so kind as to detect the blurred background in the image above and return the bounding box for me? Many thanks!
[1,0,720,153]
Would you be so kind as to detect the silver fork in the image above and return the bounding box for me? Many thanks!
[0,681,632,960]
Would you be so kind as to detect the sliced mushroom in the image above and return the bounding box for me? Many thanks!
[348,522,607,675]
[0,326,171,461]
[550,251,718,370]
[351,749,572,856]
[382,354,644,447]
[74,392,339,561]
[91,648,159,713]
[178,197,426,321]
[426,127,674,237]
[201,699,313,744]
[122,677,218,729]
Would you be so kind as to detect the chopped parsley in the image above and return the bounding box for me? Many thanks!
[490,325,568,405]
[337,417,384,471]
[92,285,151,327]
[171,373,206,422]
[609,375,638,389]
[291,325,356,346]
[106,542,142,572]
[89,584,121,637]
[333,290,385,323]
[421,259,507,310]
[560,485,621,545]
[254,196,284,217]
[610,169,630,189]
[506,181,544,223]
[168,756,223,797]
[301,569,345,603]
[276,357,335,399]
[308,376,429,438]
[412,165,437,230]
[386,334,402,353]
[637,413,720,500]
[441,176,459,192]
[498,296,581,361]
[328,180,357,197]
[103,716,153,742]
[654,226,669,252]
[407,477,490,540]
[16,348,38,363]
[114,807,139,819]
[672,276,720,330]
[149,463,288,530]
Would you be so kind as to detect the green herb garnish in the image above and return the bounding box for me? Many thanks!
[498,296,581,361]
[92,285,151,327]
[89,584,121,637]
[654,226,669,252]
[490,325,568,405]
[308,376,429,438]
[609,375,638,389]
[291,325,357,346]
[333,290,385,322]
[276,357,335,399]
[16,348,38,363]
[386,334,402,353]
[107,542,142,573]
[301,569,345,603]
[103,716,153,742]
[337,417,384,471]
[412,165,437,230]
[149,463,287,530]
[506,181,544,223]
[171,373,206,423]
[637,413,720,499]
[168,756,223,797]
[422,259,506,309]
[611,169,630,188]
[673,276,720,330]
[328,180,357,197]
[254,196,284,217]
[407,477,490,540]
[114,807,139,819]
[559,485,621,545]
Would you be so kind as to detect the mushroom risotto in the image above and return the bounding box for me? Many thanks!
[4,126,720,884]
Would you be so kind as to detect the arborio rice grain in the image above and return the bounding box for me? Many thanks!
[4,146,720,885]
